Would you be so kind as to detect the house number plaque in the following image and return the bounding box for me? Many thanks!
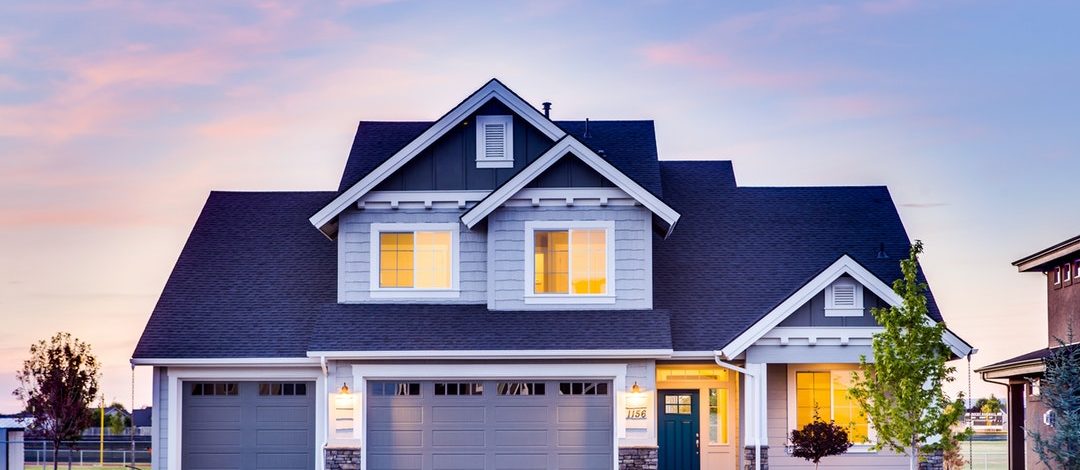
[626,407,647,420]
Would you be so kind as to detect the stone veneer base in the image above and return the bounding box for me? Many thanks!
[619,446,658,470]
[743,445,769,470]
[325,447,361,470]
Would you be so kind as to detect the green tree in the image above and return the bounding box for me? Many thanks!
[1028,328,1080,469]
[13,332,100,470]
[848,241,968,470]
[978,394,1002,414]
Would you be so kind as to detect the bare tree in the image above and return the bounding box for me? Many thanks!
[13,332,100,470]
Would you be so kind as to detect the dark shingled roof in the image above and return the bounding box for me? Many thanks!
[976,347,1051,373]
[654,161,942,351]
[133,191,670,359]
[338,120,663,196]
[134,122,949,359]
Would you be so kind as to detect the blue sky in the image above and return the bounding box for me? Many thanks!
[1,0,1078,410]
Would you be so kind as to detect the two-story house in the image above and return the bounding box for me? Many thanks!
[131,79,972,470]
[977,235,1080,470]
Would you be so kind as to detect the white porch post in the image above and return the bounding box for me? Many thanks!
[741,362,769,470]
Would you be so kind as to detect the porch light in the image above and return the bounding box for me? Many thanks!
[335,382,353,409]
[631,382,641,394]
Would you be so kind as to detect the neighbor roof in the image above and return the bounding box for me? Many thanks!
[1013,234,1080,272]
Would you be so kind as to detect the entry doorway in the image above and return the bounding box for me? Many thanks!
[656,365,739,470]
[659,390,700,470]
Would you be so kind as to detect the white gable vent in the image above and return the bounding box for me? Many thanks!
[825,277,863,317]
[475,115,514,168]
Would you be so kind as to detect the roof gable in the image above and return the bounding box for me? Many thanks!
[310,78,565,237]
[718,254,972,359]
[460,136,680,235]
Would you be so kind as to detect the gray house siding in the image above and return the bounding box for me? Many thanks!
[338,209,486,303]
[154,367,168,470]
[487,205,652,310]
[777,278,887,328]
[527,156,617,189]
[373,100,555,192]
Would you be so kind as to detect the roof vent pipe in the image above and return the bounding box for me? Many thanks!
[877,242,889,259]
[583,118,591,138]
[542,102,551,118]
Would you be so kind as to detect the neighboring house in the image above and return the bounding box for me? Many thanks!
[132,408,152,436]
[131,79,973,470]
[0,417,26,470]
[977,235,1080,470]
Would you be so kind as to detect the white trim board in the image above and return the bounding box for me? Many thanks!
[459,136,681,236]
[131,357,320,366]
[307,349,674,360]
[718,255,973,360]
[310,79,565,237]
[350,363,629,470]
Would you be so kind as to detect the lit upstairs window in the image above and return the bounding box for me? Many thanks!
[380,231,452,289]
[534,228,607,295]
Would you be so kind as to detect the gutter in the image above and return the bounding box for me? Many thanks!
[714,355,761,470]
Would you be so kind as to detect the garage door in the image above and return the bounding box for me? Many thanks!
[367,380,613,470]
[182,381,315,470]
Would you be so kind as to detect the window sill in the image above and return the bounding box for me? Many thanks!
[523,294,616,305]
[369,289,460,299]
[476,159,514,169]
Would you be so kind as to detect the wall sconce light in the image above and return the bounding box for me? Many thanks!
[335,382,353,409]
[631,381,641,394]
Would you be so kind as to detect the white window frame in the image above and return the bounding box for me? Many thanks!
[369,222,460,298]
[475,115,514,168]
[786,364,877,452]
[523,220,616,304]
[824,277,864,317]
[1053,267,1062,285]
[1064,263,1073,283]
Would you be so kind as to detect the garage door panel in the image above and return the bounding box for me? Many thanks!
[366,452,422,470]
[368,380,612,470]
[369,429,424,447]
[369,405,424,424]
[493,453,549,469]
[182,381,314,470]
[430,453,485,469]
[432,430,485,447]
[493,429,548,446]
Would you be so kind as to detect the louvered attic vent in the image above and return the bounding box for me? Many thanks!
[825,277,863,317]
[475,115,514,168]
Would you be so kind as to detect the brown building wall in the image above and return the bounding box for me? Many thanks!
[1024,391,1053,470]
[1045,261,1080,346]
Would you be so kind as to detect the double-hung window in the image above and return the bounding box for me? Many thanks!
[525,221,614,303]
[370,223,459,298]
[791,368,872,445]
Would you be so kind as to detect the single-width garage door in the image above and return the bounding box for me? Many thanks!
[182,381,315,470]
[367,380,613,470]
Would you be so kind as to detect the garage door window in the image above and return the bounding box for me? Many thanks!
[371,382,421,396]
[258,382,308,396]
[191,383,238,396]
[497,382,546,395]
[559,381,609,395]
[435,382,483,396]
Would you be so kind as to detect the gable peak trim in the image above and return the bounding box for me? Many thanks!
[459,135,680,233]
[309,78,566,238]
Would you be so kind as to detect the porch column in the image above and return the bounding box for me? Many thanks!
[742,362,769,470]
[1007,380,1025,470]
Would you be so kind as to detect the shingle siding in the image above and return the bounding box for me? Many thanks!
[488,205,652,310]
[338,208,486,303]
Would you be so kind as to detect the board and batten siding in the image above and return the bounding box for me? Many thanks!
[765,364,910,469]
[487,205,653,310]
[337,209,486,303]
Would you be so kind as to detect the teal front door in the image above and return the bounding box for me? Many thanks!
[659,390,700,470]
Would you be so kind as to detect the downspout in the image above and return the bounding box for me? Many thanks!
[714,356,761,470]
[319,355,329,470]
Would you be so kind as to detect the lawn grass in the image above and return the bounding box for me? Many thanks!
[960,439,1008,470]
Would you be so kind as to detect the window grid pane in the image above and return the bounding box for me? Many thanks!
[380,232,414,288]
[709,388,729,444]
[571,229,606,294]
[795,371,832,429]
[535,231,569,294]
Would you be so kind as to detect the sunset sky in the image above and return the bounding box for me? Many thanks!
[1,0,1078,411]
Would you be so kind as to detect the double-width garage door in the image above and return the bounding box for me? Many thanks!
[367,380,614,470]
[182,381,315,470]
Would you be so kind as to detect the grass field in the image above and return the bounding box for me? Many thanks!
[961,440,1008,470]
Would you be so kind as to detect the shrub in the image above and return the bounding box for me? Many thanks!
[790,415,853,469]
